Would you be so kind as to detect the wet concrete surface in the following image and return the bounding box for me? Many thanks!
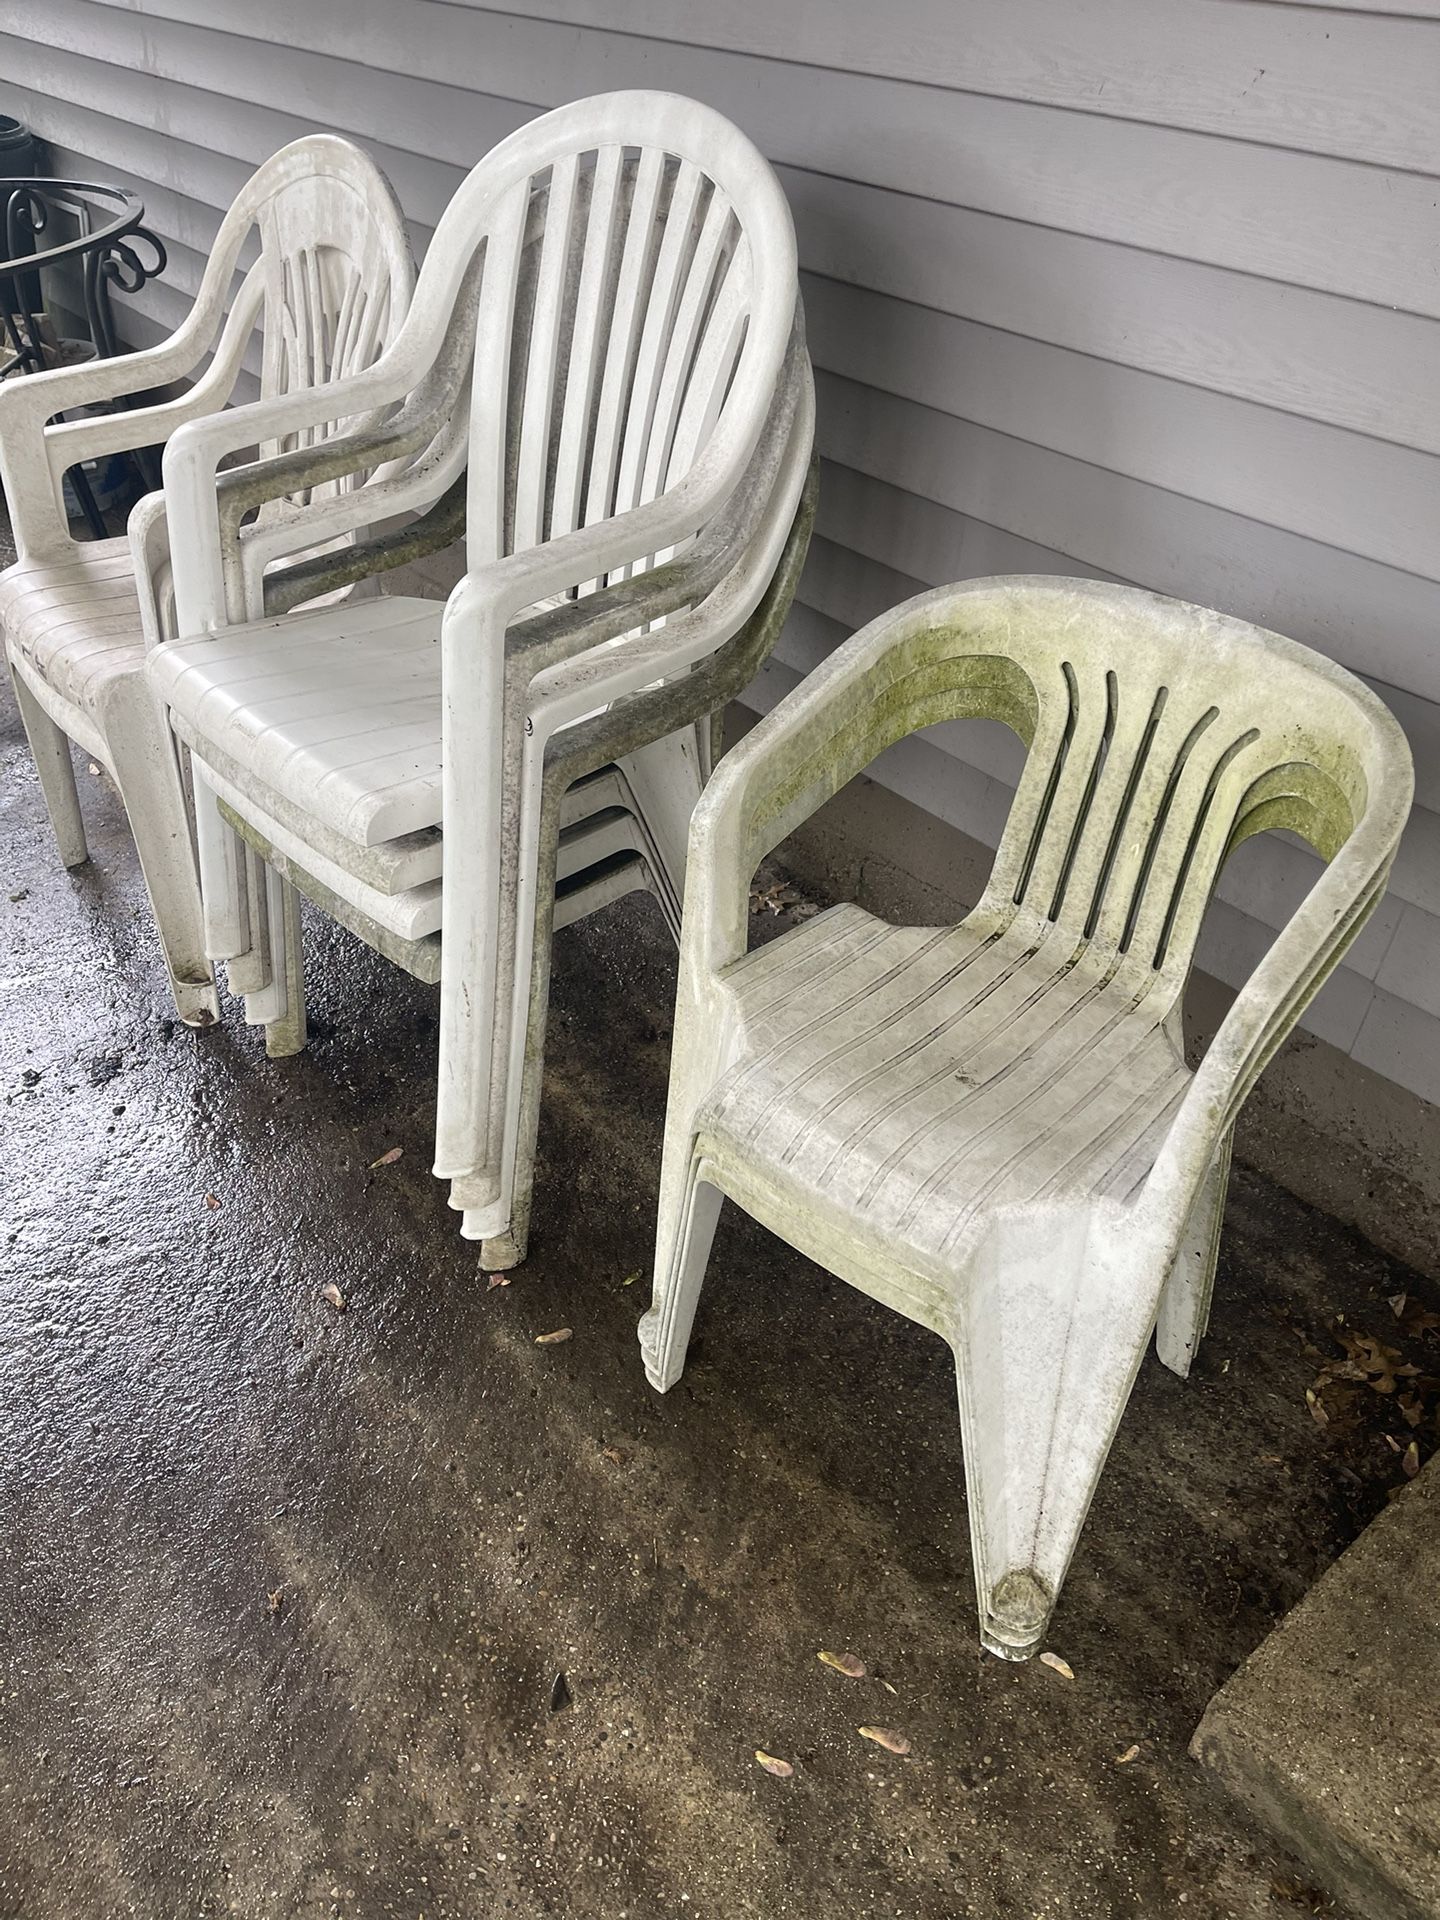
[2,668,1436,1920]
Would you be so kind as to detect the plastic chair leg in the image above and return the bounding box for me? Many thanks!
[8,658,88,868]
[464,804,685,1265]
[952,1210,1168,1659]
[193,766,251,962]
[262,872,307,1059]
[1154,1131,1232,1379]
[226,850,271,996]
[102,680,219,1029]
[639,1152,724,1391]
[461,820,562,1268]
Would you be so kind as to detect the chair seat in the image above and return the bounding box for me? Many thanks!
[147,595,447,846]
[0,541,144,717]
[701,903,1191,1273]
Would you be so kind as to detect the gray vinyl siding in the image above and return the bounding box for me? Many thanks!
[4,0,1439,1102]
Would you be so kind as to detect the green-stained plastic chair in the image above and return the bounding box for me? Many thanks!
[639,575,1414,1659]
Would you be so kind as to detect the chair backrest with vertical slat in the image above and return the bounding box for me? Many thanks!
[241,138,414,513]
[182,135,413,431]
[396,93,795,590]
[969,585,1405,999]
[785,579,1411,1009]
[184,101,794,638]
[146,136,413,634]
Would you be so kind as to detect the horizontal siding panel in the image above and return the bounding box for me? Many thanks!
[24,101,255,229]
[16,91,442,269]
[1363,684,1440,818]
[1375,903,1440,1022]
[0,25,518,224]
[97,0,1440,174]
[797,530,1113,631]
[40,82,1440,493]
[786,171,1440,458]
[1262,2,1440,18]
[804,276,1440,580]
[1352,988,1440,1108]
[1195,900,1377,1056]
[42,140,248,265]
[815,386,1440,708]
[808,484,1440,821]
[61,213,1440,857]
[11,1,1440,316]
[40,132,432,289]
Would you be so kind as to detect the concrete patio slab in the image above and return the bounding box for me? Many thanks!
[1194,1456,1440,1920]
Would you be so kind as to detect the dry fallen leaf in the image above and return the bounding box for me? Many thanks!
[1039,1652,1075,1680]
[1403,1439,1421,1479]
[818,1650,867,1678]
[535,1327,573,1345]
[1397,1299,1440,1335]
[486,1273,511,1291]
[369,1146,403,1168]
[755,1751,793,1778]
[266,1588,284,1616]
[601,1445,630,1467]
[203,1193,220,1211]
[320,1283,346,1312]
[1115,1743,1141,1765]
[749,881,799,915]
[1335,1327,1417,1394]
[1389,1293,1408,1318]
[857,1726,910,1755]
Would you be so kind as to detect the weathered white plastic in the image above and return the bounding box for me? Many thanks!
[0,135,413,1024]
[152,92,811,1261]
[638,576,1414,1659]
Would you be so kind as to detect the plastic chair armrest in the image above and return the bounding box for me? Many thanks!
[1145,847,1401,1231]
[163,343,424,629]
[42,274,267,478]
[0,270,243,556]
[441,309,808,664]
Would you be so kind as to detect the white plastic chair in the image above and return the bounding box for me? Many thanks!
[0,135,413,1024]
[638,576,1414,1658]
[147,92,814,1265]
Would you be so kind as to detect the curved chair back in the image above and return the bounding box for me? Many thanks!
[166,94,800,649]
[746,577,1413,1010]
[357,91,797,586]
[220,137,414,516]
[130,137,413,639]
[464,100,795,578]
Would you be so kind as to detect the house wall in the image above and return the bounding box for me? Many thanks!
[4,0,1439,1250]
